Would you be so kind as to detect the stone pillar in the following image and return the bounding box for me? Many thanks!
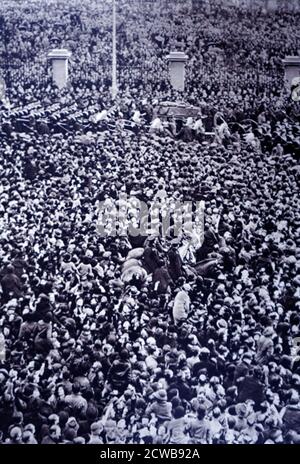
[166,51,188,92]
[282,56,300,89]
[0,77,6,101]
[265,0,278,10]
[47,49,72,89]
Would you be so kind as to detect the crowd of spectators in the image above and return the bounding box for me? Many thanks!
[0,0,300,445]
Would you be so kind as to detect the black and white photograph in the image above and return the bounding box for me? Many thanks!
[0,0,300,448]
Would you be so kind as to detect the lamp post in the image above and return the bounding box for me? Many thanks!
[111,0,118,100]
[1,18,11,89]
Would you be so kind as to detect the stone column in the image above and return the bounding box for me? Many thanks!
[0,77,6,101]
[166,51,188,92]
[282,56,300,89]
[265,0,278,11]
[47,49,72,89]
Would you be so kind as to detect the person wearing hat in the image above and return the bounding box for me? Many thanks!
[22,427,38,444]
[41,425,61,444]
[193,348,218,378]
[107,349,131,394]
[256,327,275,365]
[172,283,191,326]
[88,421,104,444]
[146,389,172,423]
[33,313,53,355]
[1,264,23,302]
[168,242,184,283]
[238,367,266,408]
[281,389,300,437]
[234,353,253,382]
[165,406,188,445]
[103,419,118,444]
[152,259,173,295]
[5,426,23,444]
[63,416,80,440]
[73,436,86,444]
[65,383,88,416]
[142,240,161,274]
[188,405,212,444]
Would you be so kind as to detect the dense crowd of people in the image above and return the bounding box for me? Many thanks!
[0,0,300,445]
